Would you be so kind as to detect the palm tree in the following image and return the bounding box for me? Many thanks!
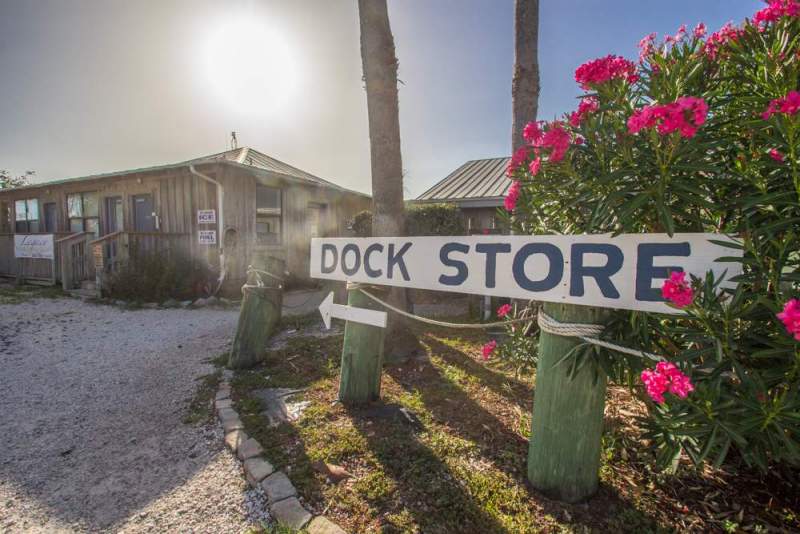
[511,0,540,151]
[357,0,418,360]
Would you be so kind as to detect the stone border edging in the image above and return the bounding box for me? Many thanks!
[215,376,348,534]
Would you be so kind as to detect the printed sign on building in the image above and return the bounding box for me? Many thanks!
[198,230,217,245]
[14,234,55,259]
[310,234,742,314]
[197,209,216,224]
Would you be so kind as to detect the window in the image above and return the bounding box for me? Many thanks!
[256,186,282,245]
[67,192,99,236]
[14,198,40,233]
[0,201,10,232]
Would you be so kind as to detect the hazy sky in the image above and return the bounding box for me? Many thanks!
[0,0,761,198]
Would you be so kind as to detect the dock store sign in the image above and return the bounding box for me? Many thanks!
[14,234,55,260]
[310,234,742,314]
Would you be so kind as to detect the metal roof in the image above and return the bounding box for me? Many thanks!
[415,157,511,203]
[2,147,368,197]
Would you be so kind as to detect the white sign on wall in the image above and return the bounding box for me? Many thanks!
[14,234,55,260]
[310,234,742,314]
[198,230,217,245]
[197,209,216,225]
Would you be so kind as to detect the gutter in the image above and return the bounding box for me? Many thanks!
[188,164,226,293]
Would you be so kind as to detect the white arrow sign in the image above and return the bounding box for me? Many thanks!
[318,292,388,330]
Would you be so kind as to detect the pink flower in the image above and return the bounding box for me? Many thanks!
[638,32,657,63]
[569,97,599,127]
[506,146,529,177]
[481,340,497,360]
[763,90,800,119]
[539,122,572,162]
[693,22,707,39]
[628,97,708,139]
[777,299,800,341]
[497,304,512,318]
[769,148,784,161]
[702,22,742,59]
[641,362,694,404]
[753,1,800,29]
[523,121,543,145]
[661,271,694,308]
[574,55,637,90]
[504,180,521,211]
[528,157,541,176]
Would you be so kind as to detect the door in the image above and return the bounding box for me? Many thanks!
[43,203,57,233]
[132,195,156,232]
[105,197,123,234]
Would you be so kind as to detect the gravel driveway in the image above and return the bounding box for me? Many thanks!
[0,296,268,533]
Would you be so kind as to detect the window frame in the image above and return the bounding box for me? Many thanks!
[14,198,40,233]
[255,186,283,246]
[67,192,100,236]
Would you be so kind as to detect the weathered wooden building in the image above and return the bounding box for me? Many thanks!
[414,157,509,234]
[0,147,370,292]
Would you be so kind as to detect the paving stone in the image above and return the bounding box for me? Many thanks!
[260,471,297,503]
[237,438,263,461]
[224,430,247,452]
[269,497,311,530]
[217,407,238,424]
[221,414,244,433]
[243,457,274,487]
[307,515,348,534]
[215,398,233,411]
[215,388,230,401]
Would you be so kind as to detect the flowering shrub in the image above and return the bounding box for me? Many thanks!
[498,4,800,471]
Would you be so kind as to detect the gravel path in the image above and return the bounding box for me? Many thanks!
[0,297,269,533]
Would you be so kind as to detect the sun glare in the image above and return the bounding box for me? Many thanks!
[201,14,299,116]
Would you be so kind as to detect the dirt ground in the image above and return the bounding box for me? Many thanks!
[0,292,268,533]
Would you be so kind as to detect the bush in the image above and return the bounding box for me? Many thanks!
[105,250,211,302]
[349,203,466,237]
[498,8,800,471]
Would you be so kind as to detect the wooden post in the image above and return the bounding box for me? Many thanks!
[228,284,282,370]
[338,286,386,404]
[527,301,611,503]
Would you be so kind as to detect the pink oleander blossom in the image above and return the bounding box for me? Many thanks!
[574,55,637,89]
[539,122,572,162]
[506,146,529,177]
[638,32,657,63]
[504,180,521,211]
[769,148,785,161]
[569,97,599,127]
[497,304,512,318]
[661,271,694,308]
[693,22,707,39]
[627,96,709,139]
[753,0,800,29]
[641,362,694,404]
[702,22,743,59]
[777,299,800,341]
[528,157,541,176]
[482,340,497,360]
[523,121,543,145]
[762,90,800,119]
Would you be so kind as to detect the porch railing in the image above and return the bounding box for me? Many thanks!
[56,232,95,290]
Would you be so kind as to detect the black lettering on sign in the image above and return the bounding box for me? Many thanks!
[570,243,623,299]
[387,243,412,280]
[476,243,512,288]
[439,243,469,286]
[635,242,690,301]
[364,243,384,278]
[341,243,361,276]
[512,243,563,292]
[321,244,338,274]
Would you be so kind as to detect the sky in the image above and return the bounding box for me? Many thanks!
[0,0,762,198]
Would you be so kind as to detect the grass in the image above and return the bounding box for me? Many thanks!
[228,320,799,534]
[183,370,222,425]
[0,283,66,304]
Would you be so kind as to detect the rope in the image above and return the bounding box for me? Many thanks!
[354,284,534,330]
[246,267,284,283]
[537,311,663,362]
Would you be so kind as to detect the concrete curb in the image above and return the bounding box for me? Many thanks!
[215,377,348,533]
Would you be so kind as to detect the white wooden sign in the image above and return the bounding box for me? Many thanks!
[197,209,216,225]
[14,234,55,259]
[198,230,217,245]
[318,292,387,329]
[310,234,742,314]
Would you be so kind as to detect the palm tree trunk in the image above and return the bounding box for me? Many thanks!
[357,0,419,361]
[511,0,540,151]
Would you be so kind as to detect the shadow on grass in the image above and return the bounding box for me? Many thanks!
[344,402,509,534]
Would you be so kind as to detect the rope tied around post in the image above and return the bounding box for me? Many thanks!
[537,311,663,362]
[241,266,284,296]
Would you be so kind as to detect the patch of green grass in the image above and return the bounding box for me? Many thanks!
[209,352,229,368]
[0,284,66,304]
[183,371,221,425]
[278,312,322,332]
